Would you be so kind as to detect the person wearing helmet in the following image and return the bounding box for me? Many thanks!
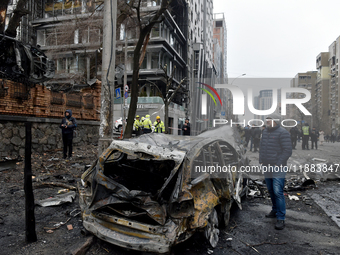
[133,115,142,136]
[153,116,165,133]
[143,114,152,133]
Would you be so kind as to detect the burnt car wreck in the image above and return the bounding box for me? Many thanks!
[79,126,249,253]
[0,34,55,84]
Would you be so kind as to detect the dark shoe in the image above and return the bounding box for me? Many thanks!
[265,210,277,218]
[275,220,285,230]
[63,155,67,159]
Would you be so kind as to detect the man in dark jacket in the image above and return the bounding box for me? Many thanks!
[289,126,299,149]
[60,109,77,159]
[182,119,190,136]
[259,114,292,230]
[310,127,319,149]
[252,126,262,152]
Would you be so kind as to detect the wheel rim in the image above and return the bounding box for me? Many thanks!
[204,209,220,248]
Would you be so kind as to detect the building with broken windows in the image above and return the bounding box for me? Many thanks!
[0,0,229,157]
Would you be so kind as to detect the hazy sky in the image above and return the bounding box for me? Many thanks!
[213,0,340,79]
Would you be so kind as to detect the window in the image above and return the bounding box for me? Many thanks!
[140,54,147,69]
[151,24,160,38]
[10,83,29,100]
[57,58,66,71]
[215,21,223,27]
[67,57,77,73]
[51,92,64,105]
[37,30,45,46]
[66,93,82,108]
[170,34,174,46]
[151,0,160,6]
[151,52,159,69]
[83,94,94,109]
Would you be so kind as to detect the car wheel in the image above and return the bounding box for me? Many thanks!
[204,208,220,248]
[118,125,122,132]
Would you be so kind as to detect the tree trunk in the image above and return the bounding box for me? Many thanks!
[0,0,10,33]
[5,0,29,38]
[124,0,171,138]
[124,33,145,138]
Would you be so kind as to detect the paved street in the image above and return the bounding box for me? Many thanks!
[84,140,340,255]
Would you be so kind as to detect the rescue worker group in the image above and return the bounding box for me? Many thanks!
[133,114,165,136]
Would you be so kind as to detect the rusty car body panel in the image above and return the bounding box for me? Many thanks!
[79,125,248,253]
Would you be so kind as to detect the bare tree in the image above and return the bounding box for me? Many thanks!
[124,0,173,138]
[140,64,188,133]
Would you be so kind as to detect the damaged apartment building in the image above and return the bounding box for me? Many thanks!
[0,0,227,157]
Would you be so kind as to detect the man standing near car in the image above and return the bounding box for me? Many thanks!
[301,123,311,150]
[153,116,165,133]
[143,114,152,133]
[252,126,261,152]
[182,118,190,136]
[133,115,142,136]
[259,114,292,230]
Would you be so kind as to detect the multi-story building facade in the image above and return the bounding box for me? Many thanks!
[187,0,216,134]
[290,71,317,130]
[328,38,340,135]
[3,0,193,132]
[213,13,229,120]
[2,0,226,135]
[315,52,331,134]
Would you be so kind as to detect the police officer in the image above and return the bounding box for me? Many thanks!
[301,123,311,150]
[143,114,152,133]
[133,115,142,136]
[153,116,165,133]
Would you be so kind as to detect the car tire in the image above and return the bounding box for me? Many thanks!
[204,208,220,248]
[118,125,122,132]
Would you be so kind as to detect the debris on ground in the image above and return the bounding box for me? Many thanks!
[246,179,266,198]
[285,175,316,192]
[288,195,300,201]
[36,191,76,207]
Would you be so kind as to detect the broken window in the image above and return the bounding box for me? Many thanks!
[83,94,94,109]
[66,93,82,107]
[10,83,29,100]
[103,151,176,196]
[51,91,64,105]
[218,141,238,166]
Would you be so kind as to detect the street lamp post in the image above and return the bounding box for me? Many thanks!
[226,73,246,120]
[230,73,246,85]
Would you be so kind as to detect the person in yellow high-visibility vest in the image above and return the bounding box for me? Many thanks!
[143,115,152,133]
[133,115,142,136]
[153,116,165,133]
[301,123,311,150]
